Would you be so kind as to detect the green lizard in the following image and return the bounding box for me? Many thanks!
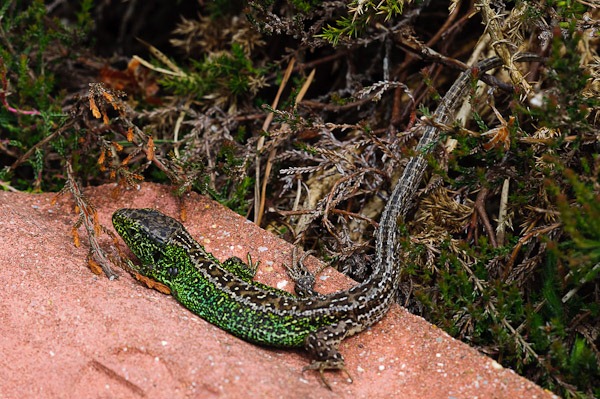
[113,207,395,388]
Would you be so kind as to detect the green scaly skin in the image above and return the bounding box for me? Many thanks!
[113,208,337,348]
[113,208,396,389]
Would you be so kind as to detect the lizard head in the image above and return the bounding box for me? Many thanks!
[112,208,190,283]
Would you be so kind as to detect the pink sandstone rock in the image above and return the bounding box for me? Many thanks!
[0,183,559,398]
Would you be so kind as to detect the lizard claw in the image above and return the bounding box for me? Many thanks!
[302,360,353,390]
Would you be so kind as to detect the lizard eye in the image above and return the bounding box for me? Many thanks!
[168,267,178,276]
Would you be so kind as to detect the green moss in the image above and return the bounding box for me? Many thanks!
[160,44,267,105]
[317,0,406,45]
[0,0,91,191]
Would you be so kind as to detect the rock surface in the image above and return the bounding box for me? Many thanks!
[0,183,558,398]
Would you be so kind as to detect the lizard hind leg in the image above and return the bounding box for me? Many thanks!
[303,323,354,389]
[284,248,318,297]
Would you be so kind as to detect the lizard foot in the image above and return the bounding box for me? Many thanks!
[284,248,318,297]
[302,360,353,390]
